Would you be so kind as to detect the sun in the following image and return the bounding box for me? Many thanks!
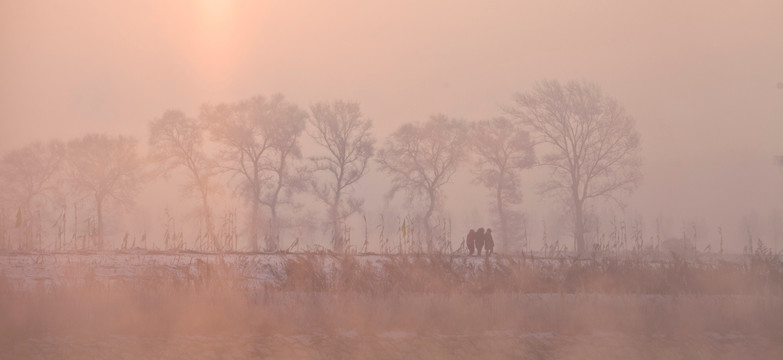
[191,0,241,84]
[194,0,238,43]
[199,0,234,18]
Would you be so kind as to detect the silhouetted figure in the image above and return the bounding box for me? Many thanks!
[484,228,494,255]
[466,229,476,255]
[475,228,485,255]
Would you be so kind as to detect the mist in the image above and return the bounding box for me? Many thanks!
[1,1,783,358]
[2,0,782,253]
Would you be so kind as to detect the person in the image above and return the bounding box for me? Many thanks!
[475,228,485,256]
[466,229,476,255]
[484,228,494,255]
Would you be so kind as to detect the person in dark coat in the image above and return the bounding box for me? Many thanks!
[475,228,485,256]
[484,228,494,255]
[466,229,476,255]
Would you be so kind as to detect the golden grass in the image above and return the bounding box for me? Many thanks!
[1,251,782,341]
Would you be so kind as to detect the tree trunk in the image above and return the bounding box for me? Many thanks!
[96,195,104,250]
[201,187,220,250]
[330,194,341,252]
[250,190,259,252]
[424,188,436,252]
[496,182,507,253]
[331,170,345,252]
[269,204,278,252]
[202,195,212,235]
[268,155,285,252]
[573,198,586,256]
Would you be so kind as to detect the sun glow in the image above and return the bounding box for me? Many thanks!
[193,0,241,85]
[199,0,235,19]
[197,0,237,37]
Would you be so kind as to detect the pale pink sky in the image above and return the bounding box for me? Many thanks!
[1,0,782,250]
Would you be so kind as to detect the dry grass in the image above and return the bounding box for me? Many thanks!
[266,252,783,295]
[1,251,782,342]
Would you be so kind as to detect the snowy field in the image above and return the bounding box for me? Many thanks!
[0,250,751,291]
[2,251,782,359]
[0,251,289,291]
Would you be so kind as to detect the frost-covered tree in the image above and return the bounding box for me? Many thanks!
[202,94,308,251]
[149,110,219,244]
[377,114,467,251]
[308,100,375,252]
[0,140,65,249]
[259,101,307,250]
[66,134,144,249]
[470,117,535,252]
[507,80,641,255]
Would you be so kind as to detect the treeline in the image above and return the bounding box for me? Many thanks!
[0,80,641,254]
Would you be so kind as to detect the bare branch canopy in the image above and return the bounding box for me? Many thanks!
[506,80,642,255]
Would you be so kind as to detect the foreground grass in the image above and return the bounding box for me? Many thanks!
[5,331,783,360]
[1,251,782,358]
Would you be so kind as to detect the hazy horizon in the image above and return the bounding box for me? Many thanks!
[2,0,782,252]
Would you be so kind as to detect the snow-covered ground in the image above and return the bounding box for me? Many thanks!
[3,250,781,359]
[0,250,515,291]
[0,250,284,291]
[0,249,751,291]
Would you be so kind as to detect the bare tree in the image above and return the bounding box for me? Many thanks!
[470,117,535,252]
[202,94,308,251]
[376,114,467,251]
[308,100,375,252]
[66,134,144,249]
[507,80,641,255]
[259,101,308,251]
[0,140,65,249]
[149,110,219,245]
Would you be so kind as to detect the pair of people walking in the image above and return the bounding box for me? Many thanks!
[466,228,494,256]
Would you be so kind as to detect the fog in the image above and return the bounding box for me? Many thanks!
[3,2,783,358]
[1,0,783,253]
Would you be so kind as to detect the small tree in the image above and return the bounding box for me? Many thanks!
[202,94,308,251]
[308,100,375,252]
[376,114,467,251]
[507,80,641,255]
[259,101,308,250]
[470,117,535,252]
[149,110,219,246]
[66,134,144,249]
[0,140,65,249]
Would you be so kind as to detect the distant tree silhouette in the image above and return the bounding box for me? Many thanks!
[259,100,307,251]
[507,80,641,256]
[66,134,144,249]
[470,117,535,252]
[308,100,375,252]
[202,94,308,251]
[0,140,65,249]
[377,115,467,251]
[149,110,220,247]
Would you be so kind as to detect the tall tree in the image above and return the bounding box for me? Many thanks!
[66,134,144,249]
[308,100,375,252]
[0,140,65,248]
[148,110,219,245]
[507,80,642,255]
[377,114,467,251]
[470,117,535,252]
[259,101,308,251]
[202,94,308,251]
